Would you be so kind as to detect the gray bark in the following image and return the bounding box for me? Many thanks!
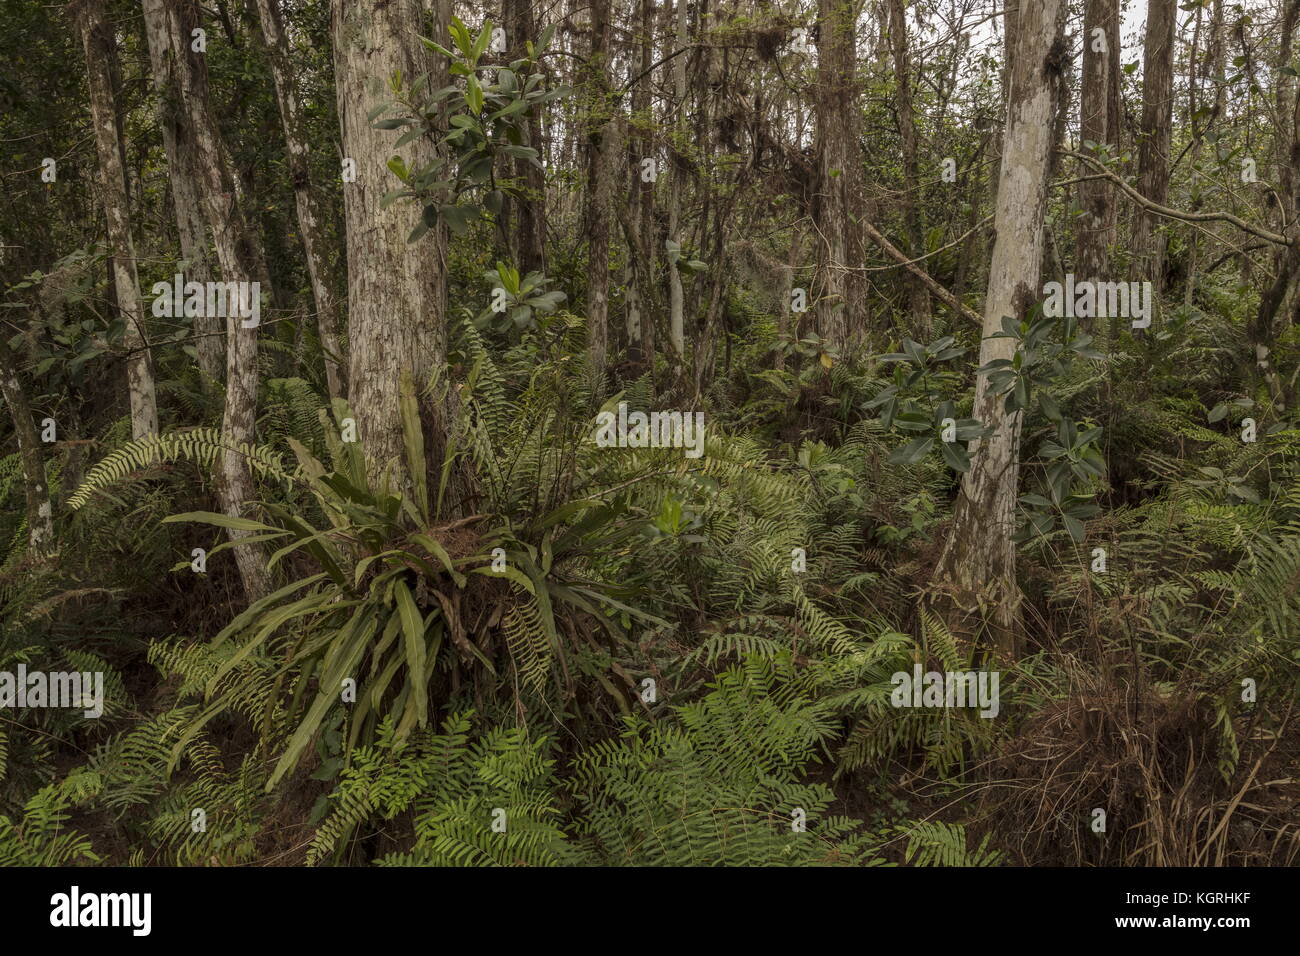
[0,337,55,554]
[333,0,466,510]
[142,0,222,384]
[76,0,159,441]
[252,0,346,402]
[151,0,271,602]
[931,0,1065,655]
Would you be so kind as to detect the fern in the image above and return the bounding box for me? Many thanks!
[0,783,99,866]
[68,428,290,510]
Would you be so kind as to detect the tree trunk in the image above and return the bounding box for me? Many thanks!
[154,0,271,602]
[252,0,346,402]
[627,0,655,375]
[888,0,931,337]
[814,0,867,354]
[333,0,464,507]
[141,0,222,384]
[1077,0,1118,287]
[666,0,688,365]
[931,0,1065,657]
[585,0,613,398]
[75,0,158,441]
[1251,12,1300,412]
[503,0,547,276]
[1134,0,1176,290]
[0,336,55,554]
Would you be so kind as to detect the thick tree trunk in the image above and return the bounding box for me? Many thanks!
[252,0,346,402]
[75,0,158,441]
[1077,0,1118,286]
[930,0,1064,657]
[142,0,221,385]
[888,0,930,337]
[585,0,613,398]
[814,0,867,354]
[155,0,271,602]
[0,337,55,554]
[333,0,465,508]
[1134,0,1176,290]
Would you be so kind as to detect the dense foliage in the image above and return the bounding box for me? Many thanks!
[0,0,1297,867]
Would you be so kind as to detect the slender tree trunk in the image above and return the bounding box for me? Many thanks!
[1077,0,1118,287]
[586,0,613,398]
[666,0,688,365]
[1251,6,1300,412]
[814,0,867,354]
[503,0,547,276]
[251,0,346,402]
[931,0,1065,656]
[775,229,802,373]
[0,336,55,554]
[75,0,158,440]
[1277,2,1298,220]
[635,0,655,374]
[1269,2,1300,331]
[1134,0,1176,290]
[888,0,930,337]
[154,0,270,601]
[142,0,221,384]
[953,127,989,307]
[1185,1,1207,310]
[619,0,655,375]
[1209,0,1226,123]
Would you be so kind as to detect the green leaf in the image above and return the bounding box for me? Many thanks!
[889,436,935,466]
[394,581,428,729]
[399,372,428,522]
[940,440,970,473]
[440,204,476,235]
[162,511,279,533]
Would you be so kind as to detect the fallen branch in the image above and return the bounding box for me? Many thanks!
[860,219,984,326]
